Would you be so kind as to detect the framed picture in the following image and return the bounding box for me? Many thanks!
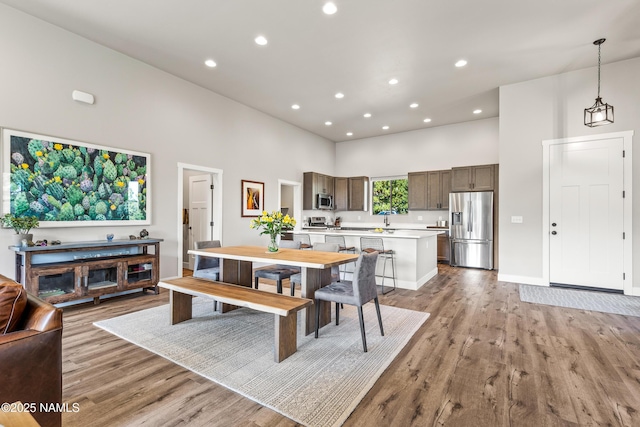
[2,128,151,227]
[241,180,264,217]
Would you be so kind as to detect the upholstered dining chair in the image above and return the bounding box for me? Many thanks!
[314,251,384,352]
[288,242,340,296]
[254,240,301,294]
[193,240,221,280]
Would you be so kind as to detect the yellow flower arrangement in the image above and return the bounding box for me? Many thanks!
[250,210,296,252]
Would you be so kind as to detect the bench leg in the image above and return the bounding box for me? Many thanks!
[274,312,297,363]
[170,290,193,325]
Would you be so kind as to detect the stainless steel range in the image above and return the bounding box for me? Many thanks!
[306,216,327,229]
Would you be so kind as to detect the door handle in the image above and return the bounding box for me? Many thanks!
[551,231,557,235]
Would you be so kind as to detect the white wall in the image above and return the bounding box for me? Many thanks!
[334,118,499,225]
[499,56,640,290]
[0,4,335,279]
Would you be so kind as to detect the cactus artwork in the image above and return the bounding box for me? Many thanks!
[5,129,149,225]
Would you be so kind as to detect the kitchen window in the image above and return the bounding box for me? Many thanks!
[371,176,408,215]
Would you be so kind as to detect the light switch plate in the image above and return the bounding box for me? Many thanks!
[511,216,523,223]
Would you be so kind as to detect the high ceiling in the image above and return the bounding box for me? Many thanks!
[2,0,640,142]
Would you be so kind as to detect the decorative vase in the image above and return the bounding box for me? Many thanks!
[12,233,33,246]
[267,234,279,253]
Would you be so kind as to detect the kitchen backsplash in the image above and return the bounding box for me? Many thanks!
[301,209,449,227]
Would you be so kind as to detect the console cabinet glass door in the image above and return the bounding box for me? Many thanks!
[29,265,81,303]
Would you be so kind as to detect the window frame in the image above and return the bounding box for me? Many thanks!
[369,175,409,215]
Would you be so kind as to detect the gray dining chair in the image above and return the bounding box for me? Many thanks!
[288,242,340,296]
[254,240,301,294]
[314,251,384,352]
[193,240,221,280]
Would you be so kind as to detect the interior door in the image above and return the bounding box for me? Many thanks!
[189,174,213,270]
[549,137,624,290]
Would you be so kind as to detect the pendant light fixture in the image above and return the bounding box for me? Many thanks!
[584,38,614,127]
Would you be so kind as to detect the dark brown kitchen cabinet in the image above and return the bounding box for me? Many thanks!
[303,172,334,210]
[451,164,496,192]
[409,170,450,210]
[348,176,369,211]
[333,177,348,211]
[408,172,428,210]
[427,170,451,210]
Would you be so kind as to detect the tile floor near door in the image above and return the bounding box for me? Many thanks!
[60,265,640,426]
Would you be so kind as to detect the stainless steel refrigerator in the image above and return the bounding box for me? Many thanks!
[449,191,493,270]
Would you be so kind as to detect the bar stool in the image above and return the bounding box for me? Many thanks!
[325,235,356,280]
[360,237,396,294]
[293,233,313,250]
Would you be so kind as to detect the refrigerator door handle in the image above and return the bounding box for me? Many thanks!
[467,200,473,233]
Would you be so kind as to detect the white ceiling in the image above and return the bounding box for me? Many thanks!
[2,0,640,142]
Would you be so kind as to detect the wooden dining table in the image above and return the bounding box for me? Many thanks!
[187,245,359,335]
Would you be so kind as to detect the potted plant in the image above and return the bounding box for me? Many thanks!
[1,214,40,245]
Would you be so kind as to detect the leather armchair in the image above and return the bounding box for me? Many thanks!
[0,292,63,427]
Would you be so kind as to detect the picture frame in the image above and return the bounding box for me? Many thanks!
[2,128,151,227]
[241,180,264,217]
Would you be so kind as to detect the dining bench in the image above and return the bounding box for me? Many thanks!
[158,277,313,362]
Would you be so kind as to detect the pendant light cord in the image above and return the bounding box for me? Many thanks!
[597,43,601,98]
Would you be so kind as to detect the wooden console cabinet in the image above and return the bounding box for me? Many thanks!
[11,239,163,305]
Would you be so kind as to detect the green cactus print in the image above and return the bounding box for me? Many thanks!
[8,134,148,222]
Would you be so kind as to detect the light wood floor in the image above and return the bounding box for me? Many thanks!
[60,265,640,426]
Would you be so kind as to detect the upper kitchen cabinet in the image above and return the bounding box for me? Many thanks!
[348,176,369,211]
[451,164,497,192]
[408,170,450,210]
[333,177,348,211]
[408,172,428,210]
[427,170,451,210]
[303,172,334,210]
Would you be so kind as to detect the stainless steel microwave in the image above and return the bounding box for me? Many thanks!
[316,193,333,210]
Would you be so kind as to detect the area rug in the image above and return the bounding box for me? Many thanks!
[94,298,429,427]
[519,284,640,317]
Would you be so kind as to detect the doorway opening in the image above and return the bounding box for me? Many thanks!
[177,163,223,276]
[278,179,302,231]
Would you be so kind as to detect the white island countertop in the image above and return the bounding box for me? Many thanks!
[291,229,441,291]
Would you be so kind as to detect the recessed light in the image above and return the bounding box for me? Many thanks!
[423,118,432,123]
[323,2,337,15]
[363,113,372,118]
[255,35,268,46]
[291,104,300,110]
[325,121,333,126]
[410,103,419,108]
[204,59,217,68]
[346,132,353,136]
[455,59,468,67]
[473,109,482,114]
[335,92,344,99]
[388,78,399,85]
[382,125,389,130]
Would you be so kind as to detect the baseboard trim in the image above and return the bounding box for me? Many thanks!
[497,274,547,286]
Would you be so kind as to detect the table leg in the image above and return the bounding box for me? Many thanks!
[169,290,192,324]
[274,313,297,362]
[300,267,331,336]
[219,259,253,313]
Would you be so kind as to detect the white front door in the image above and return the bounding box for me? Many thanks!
[188,174,213,270]
[549,137,624,290]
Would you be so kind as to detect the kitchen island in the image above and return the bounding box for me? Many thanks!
[295,229,443,290]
